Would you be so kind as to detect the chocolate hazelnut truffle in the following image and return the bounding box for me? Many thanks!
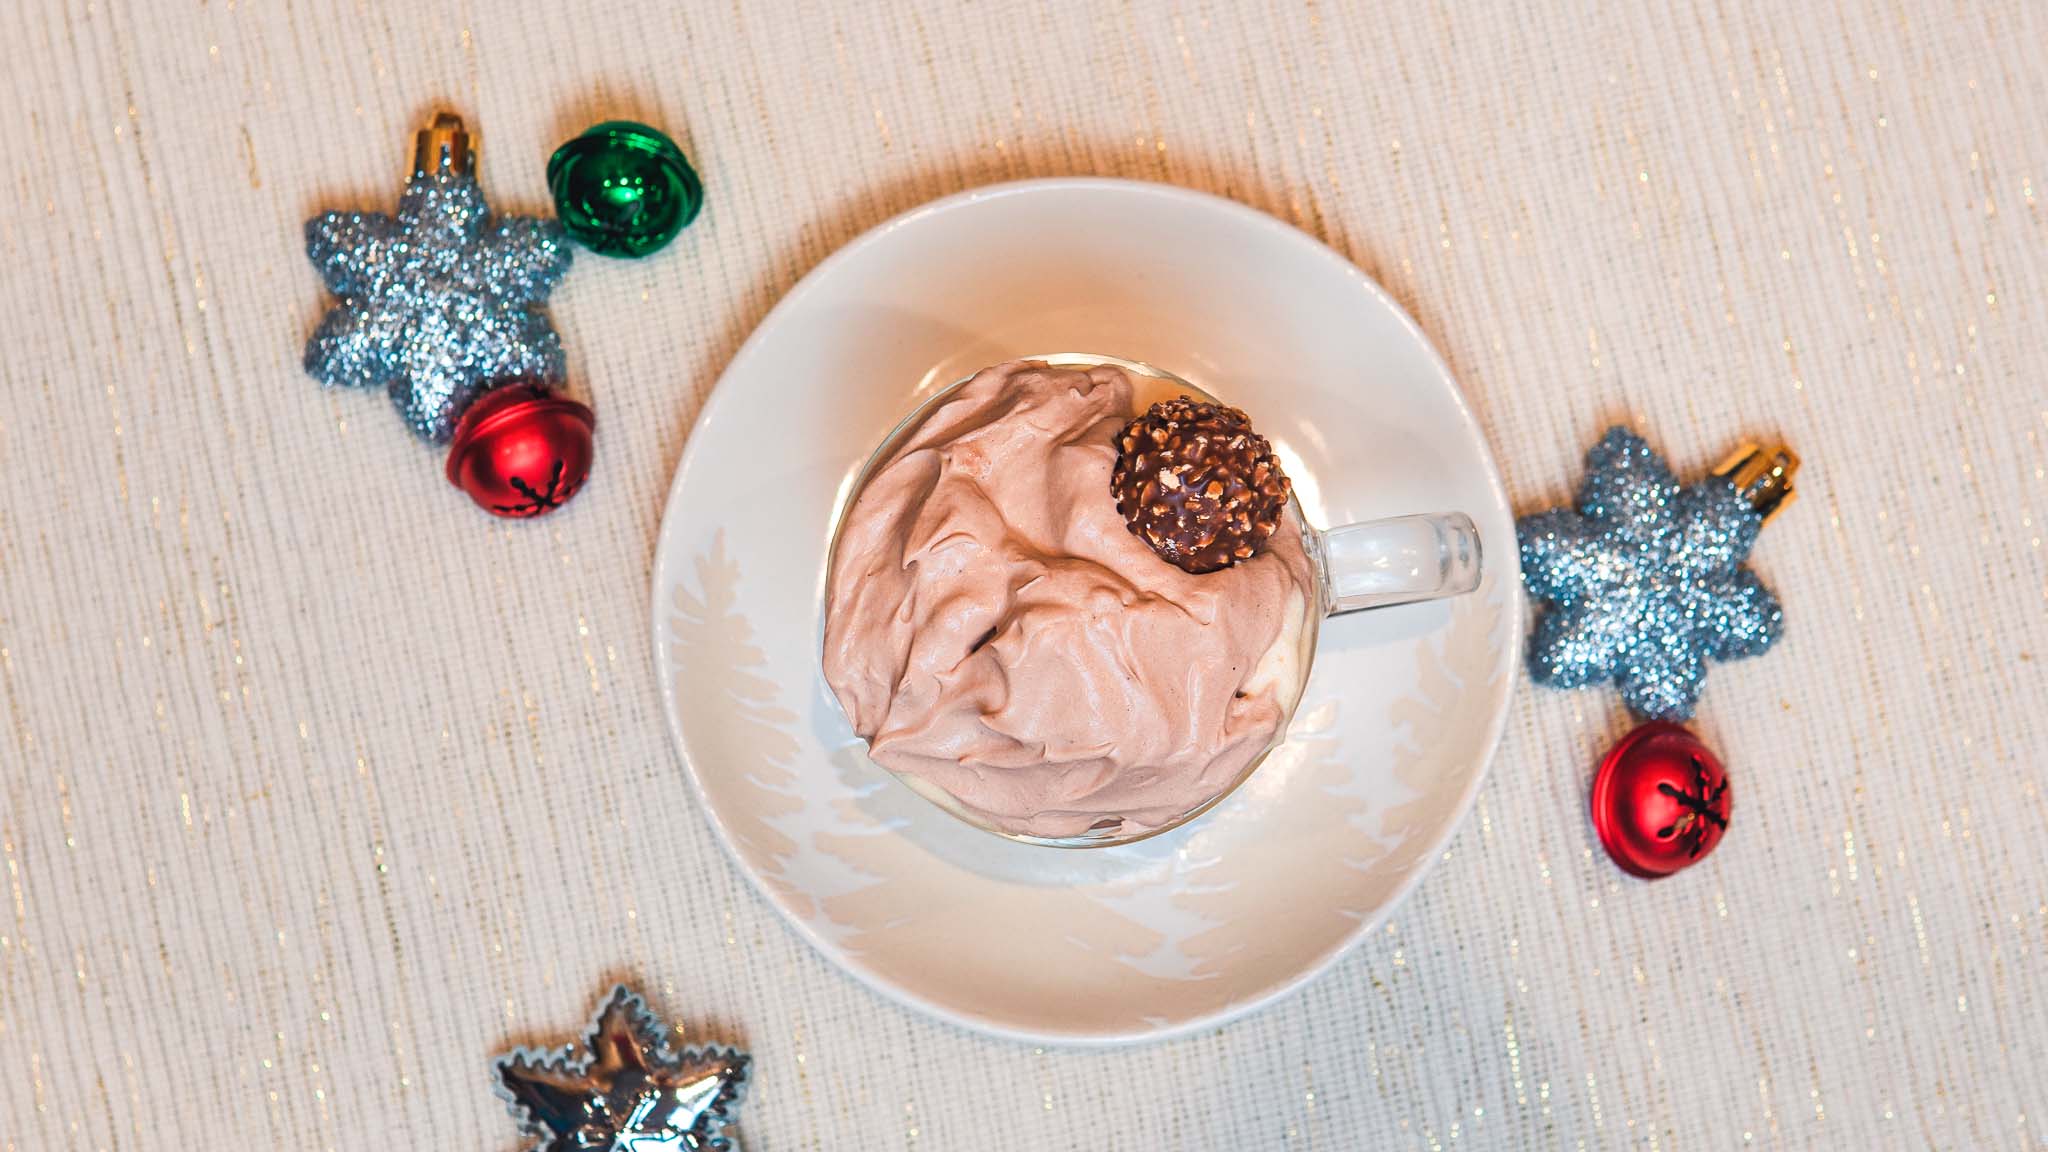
[1111,397,1293,574]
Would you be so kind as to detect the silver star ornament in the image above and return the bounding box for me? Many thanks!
[1517,427,1795,721]
[495,985,750,1152]
[304,113,571,442]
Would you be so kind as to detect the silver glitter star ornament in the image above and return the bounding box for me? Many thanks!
[304,113,572,442]
[1517,427,1797,721]
[496,985,750,1152]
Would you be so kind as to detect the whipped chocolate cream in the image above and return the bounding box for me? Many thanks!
[823,360,1316,839]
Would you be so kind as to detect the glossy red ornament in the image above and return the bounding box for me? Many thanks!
[1590,721,1731,879]
[444,383,595,517]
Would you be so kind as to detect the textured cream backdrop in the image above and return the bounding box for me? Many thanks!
[2,0,2044,1148]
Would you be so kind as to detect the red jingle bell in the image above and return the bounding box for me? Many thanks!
[1590,721,1731,879]
[445,383,595,518]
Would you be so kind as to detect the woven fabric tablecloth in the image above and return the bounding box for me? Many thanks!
[3,1,2044,1147]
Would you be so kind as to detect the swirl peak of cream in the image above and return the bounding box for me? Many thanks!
[823,360,1314,839]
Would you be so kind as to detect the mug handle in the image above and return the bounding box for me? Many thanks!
[1313,512,1483,615]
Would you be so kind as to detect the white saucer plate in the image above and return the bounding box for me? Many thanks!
[652,178,1520,1045]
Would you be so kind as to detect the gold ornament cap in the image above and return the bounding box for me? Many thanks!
[413,112,474,177]
[1712,442,1798,523]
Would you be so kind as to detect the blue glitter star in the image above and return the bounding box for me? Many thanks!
[1517,427,1784,720]
[304,118,571,442]
[495,985,750,1152]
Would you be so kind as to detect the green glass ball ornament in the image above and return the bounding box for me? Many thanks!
[547,121,703,258]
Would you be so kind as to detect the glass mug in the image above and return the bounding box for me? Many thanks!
[827,354,1483,847]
